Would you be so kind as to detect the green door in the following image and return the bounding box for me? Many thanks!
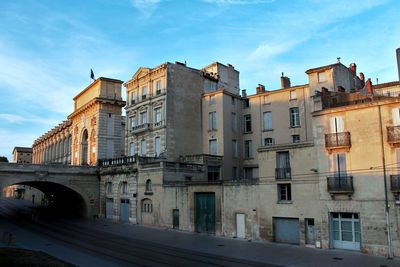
[196,193,215,233]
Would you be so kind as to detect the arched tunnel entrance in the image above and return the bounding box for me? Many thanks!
[3,181,87,219]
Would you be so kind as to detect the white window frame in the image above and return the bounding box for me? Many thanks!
[244,114,252,132]
[155,137,160,156]
[142,86,147,98]
[290,107,300,127]
[155,108,162,123]
[263,112,272,130]
[244,140,252,158]
[291,135,300,143]
[264,138,274,146]
[209,139,217,155]
[290,90,297,100]
[209,95,216,105]
[141,112,147,124]
[140,139,146,156]
[130,116,136,129]
[129,142,135,156]
[209,111,216,130]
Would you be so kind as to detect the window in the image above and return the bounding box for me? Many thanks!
[142,86,147,99]
[142,199,153,213]
[290,107,300,127]
[140,112,147,124]
[318,72,326,82]
[122,182,128,194]
[156,81,161,94]
[276,151,291,179]
[129,142,135,156]
[263,112,272,130]
[244,115,252,132]
[209,95,216,104]
[393,108,400,126]
[333,153,347,178]
[209,139,217,155]
[231,96,235,105]
[106,182,112,194]
[231,113,236,131]
[141,139,146,155]
[244,140,252,158]
[130,116,136,129]
[232,167,237,180]
[264,138,274,146]
[290,90,296,100]
[209,111,217,130]
[146,179,152,191]
[232,140,237,157]
[155,108,162,123]
[155,137,160,156]
[244,167,253,179]
[278,184,292,202]
[263,95,270,104]
[243,99,250,108]
[330,116,344,133]
[208,166,220,181]
[131,92,136,104]
[291,135,300,143]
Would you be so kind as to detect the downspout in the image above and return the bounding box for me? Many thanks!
[378,105,393,258]
[303,87,308,141]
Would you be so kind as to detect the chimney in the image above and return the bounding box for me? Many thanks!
[280,72,291,89]
[227,63,234,69]
[397,48,400,81]
[366,78,373,95]
[349,63,357,76]
[256,84,265,94]
[242,89,247,97]
[359,72,365,87]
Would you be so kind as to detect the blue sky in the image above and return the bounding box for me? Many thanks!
[0,0,399,161]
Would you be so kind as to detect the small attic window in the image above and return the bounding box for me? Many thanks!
[318,72,326,82]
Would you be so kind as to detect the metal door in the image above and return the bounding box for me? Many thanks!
[120,199,130,222]
[236,213,245,238]
[195,193,215,233]
[173,209,179,229]
[274,218,300,244]
[306,219,315,245]
[106,198,113,219]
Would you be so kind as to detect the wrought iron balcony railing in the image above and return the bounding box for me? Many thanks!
[154,121,163,128]
[98,156,136,167]
[390,175,400,192]
[387,126,400,143]
[327,176,354,193]
[325,132,351,148]
[275,167,291,180]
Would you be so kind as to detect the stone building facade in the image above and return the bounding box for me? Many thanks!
[12,147,33,163]
[98,57,400,257]
[32,77,126,165]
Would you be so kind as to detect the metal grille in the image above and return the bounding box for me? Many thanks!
[327,176,354,192]
[325,132,351,147]
[387,126,400,142]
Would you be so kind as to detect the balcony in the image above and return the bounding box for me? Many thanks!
[275,167,291,180]
[142,95,147,100]
[327,176,354,197]
[131,123,151,134]
[156,90,161,95]
[98,155,136,167]
[390,175,400,192]
[130,100,135,105]
[325,132,351,150]
[153,120,164,128]
[387,126,400,144]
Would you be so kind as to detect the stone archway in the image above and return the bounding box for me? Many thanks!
[81,129,88,165]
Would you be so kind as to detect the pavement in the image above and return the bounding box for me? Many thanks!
[65,218,399,267]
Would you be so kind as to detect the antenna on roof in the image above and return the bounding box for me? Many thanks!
[337,57,341,63]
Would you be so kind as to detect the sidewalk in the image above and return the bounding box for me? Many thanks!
[74,218,399,267]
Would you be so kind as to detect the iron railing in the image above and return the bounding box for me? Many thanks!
[131,123,151,134]
[390,175,400,192]
[275,167,291,179]
[325,132,351,148]
[387,126,400,143]
[98,156,136,167]
[327,176,354,192]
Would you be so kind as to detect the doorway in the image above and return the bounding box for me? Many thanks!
[195,193,215,233]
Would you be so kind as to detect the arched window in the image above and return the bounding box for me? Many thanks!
[121,182,128,194]
[146,179,152,192]
[106,182,112,194]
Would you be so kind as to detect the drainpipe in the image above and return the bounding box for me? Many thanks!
[378,105,393,258]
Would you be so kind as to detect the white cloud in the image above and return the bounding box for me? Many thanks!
[0,114,58,125]
[0,129,38,161]
[131,0,164,17]
[248,41,299,62]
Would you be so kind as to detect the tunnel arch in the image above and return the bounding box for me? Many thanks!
[2,180,88,218]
